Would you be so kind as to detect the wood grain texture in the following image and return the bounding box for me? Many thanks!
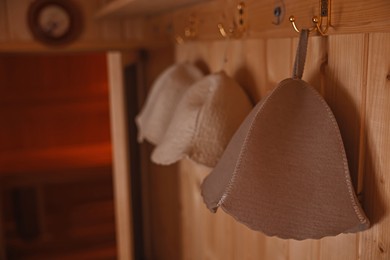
[360,32,390,260]
[0,53,116,259]
[95,0,209,18]
[0,0,145,52]
[143,32,390,260]
[173,37,296,260]
[107,52,134,260]
[143,0,390,45]
[2,0,390,52]
[317,34,366,260]
[0,0,9,42]
[0,54,111,152]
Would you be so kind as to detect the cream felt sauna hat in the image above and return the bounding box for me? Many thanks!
[201,30,370,240]
[136,63,204,145]
[151,71,253,168]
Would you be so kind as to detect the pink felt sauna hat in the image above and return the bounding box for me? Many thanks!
[151,71,253,168]
[136,63,204,145]
[201,30,370,240]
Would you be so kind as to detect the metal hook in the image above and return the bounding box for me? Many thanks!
[175,15,198,44]
[289,0,331,35]
[218,1,246,39]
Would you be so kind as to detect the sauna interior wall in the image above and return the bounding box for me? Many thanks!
[143,33,390,260]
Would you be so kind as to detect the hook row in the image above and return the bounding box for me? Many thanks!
[218,1,246,39]
[175,15,198,44]
[289,0,331,35]
[175,0,331,43]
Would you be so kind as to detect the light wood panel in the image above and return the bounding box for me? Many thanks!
[2,0,390,52]
[143,31,390,260]
[95,0,210,18]
[317,34,366,260]
[0,0,9,42]
[144,0,390,45]
[0,0,146,52]
[107,52,134,260]
[173,38,296,260]
[361,32,390,260]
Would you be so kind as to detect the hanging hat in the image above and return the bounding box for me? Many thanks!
[151,71,253,168]
[136,63,204,145]
[201,30,369,240]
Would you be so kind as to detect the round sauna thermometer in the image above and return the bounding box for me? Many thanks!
[27,0,83,46]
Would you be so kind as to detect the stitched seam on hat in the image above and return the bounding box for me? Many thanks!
[218,80,288,207]
[188,78,217,164]
[305,83,367,224]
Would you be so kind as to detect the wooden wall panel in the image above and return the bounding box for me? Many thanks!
[174,38,297,260]
[323,34,367,190]
[316,34,367,260]
[143,0,390,46]
[107,52,134,260]
[146,32,390,260]
[0,0,143,52]
[0,0,9,42]
[361,33,390,260]
[0,54,111,152]
[0,53,116,259]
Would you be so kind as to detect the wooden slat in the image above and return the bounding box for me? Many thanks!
[5,0,30,41]
[95,0,209,18]
[316,34,366,260]
[2,0,390,52]
[288,240,320,260]
[0,53,111,152]
[0,144,112,175]
[0,0,147,52]
[323,34,367,189]
[144,0,390,44]
[0,0,9,42]
[107,52,134,260]
[360,32,390,260]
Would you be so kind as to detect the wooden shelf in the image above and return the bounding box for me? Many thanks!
[95,0,210,19]
[0,143,112,175]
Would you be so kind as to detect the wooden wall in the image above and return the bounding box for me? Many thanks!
[0,53,117,259]
[1,0,388,259]
[0,54,111,152]
[142,32,390,259]
[0,0,145,52]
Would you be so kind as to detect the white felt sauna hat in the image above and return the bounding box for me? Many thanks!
[201,30,370,240]
[151,71,253,168]
[136,63,204,145]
